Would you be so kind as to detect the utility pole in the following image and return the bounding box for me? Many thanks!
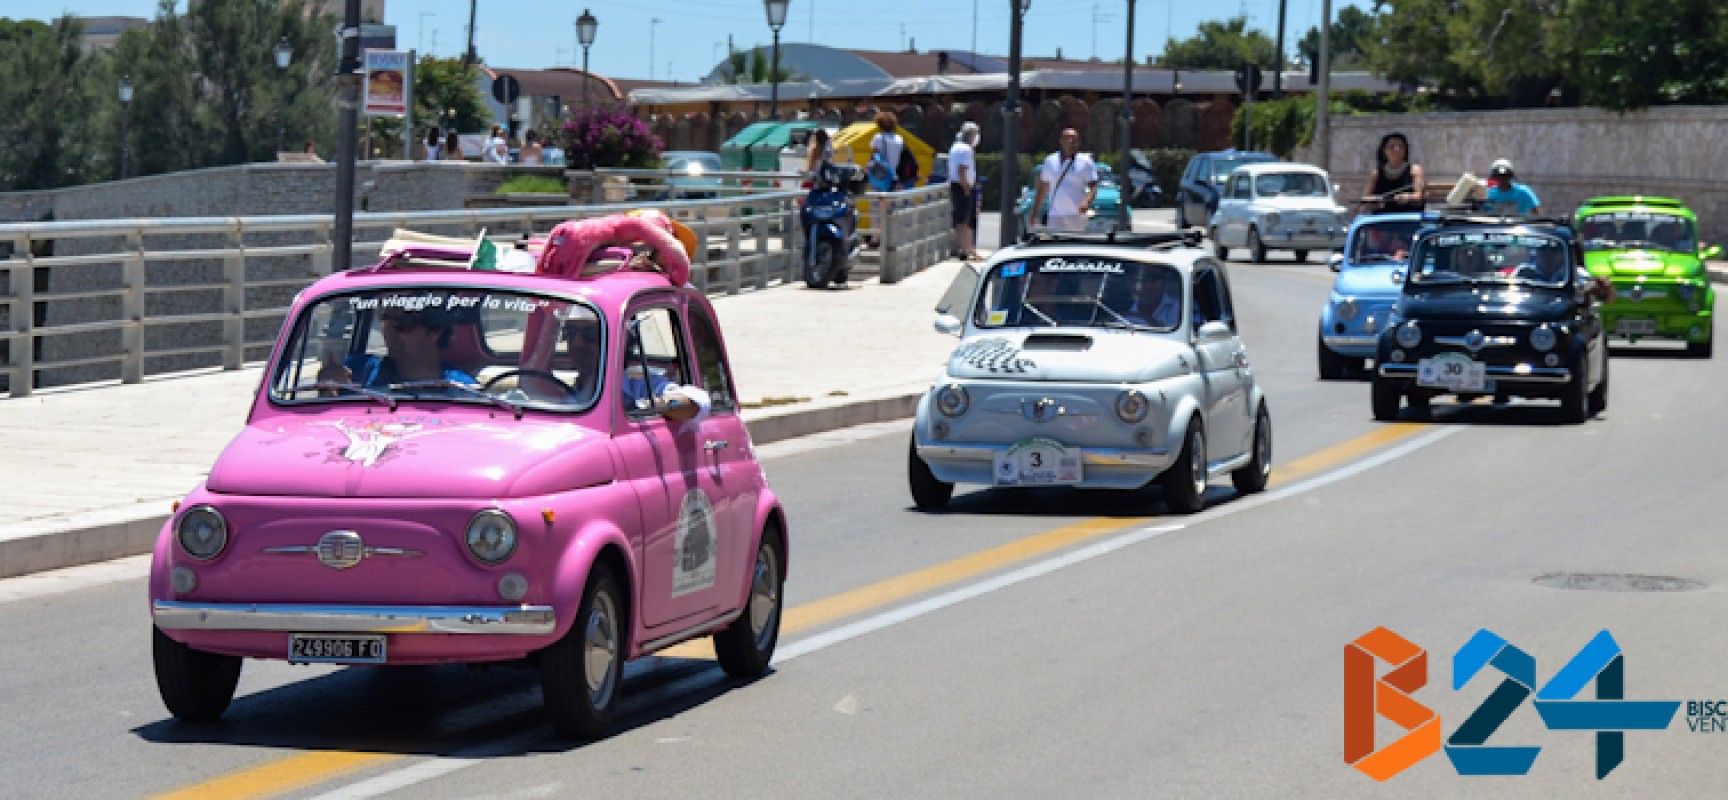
[999,0,1028,247]
[1317,0,1332,174]
[1273,0,1287,98]
[333,0,362,271]
[462,0,478,66]
[1118,0,1135,232]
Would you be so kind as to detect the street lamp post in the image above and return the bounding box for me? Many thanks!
[1118,0,1135,232]
[274,37,293,154]
[576,9,597,105]
[764,0,789,120]
[118,75,134,180]
[998,0,1031,247]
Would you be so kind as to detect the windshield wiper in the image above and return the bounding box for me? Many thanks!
[292,381,397,410]
[1093,302,1138,327]
[1021,302,1057,326]
[392,380,525,419]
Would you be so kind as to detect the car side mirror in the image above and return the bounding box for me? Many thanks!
[1196,320,1233,341]
[1702,243,1722,259]
[1329,252,1344,272]
[933,314,964,336]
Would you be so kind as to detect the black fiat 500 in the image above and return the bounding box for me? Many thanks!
[1372,217,1609,423]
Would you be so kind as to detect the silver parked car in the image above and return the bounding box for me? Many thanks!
[909,231,1273,513]
[1208,162,1348,263]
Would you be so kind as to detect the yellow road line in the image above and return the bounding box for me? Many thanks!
[147,420,1426,799]
[150,751,391,800]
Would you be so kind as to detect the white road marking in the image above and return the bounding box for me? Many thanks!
[300,424,1465,799]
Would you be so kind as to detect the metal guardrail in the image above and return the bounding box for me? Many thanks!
[0,188,951,398]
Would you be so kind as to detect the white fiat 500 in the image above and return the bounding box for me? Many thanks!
[1209,162,1349,263]
[909,232,1272,513]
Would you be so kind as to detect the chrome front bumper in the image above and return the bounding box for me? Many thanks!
[917,443,1169,466]
[153,601,557,635]
[1323,334,1380,349]
[1377,363,1572,384]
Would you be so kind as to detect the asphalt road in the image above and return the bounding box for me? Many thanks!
[4,219,1727,798]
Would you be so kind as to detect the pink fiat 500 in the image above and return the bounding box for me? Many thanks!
[148,214,788,739]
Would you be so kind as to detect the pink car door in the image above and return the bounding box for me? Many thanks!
[617,300,727,628]
[683,301,760,607]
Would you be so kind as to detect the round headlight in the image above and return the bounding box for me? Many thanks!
[1530,325,1557,352]
[936,384,970,417]
[466,510,518,564]
[1335,299,1360,321]
[1675,283,1696,301]
[176,505,228,560]
[1395,323,1422,348]
[1115,389,1149,423]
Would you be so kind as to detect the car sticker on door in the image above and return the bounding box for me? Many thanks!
[672,489,718,597]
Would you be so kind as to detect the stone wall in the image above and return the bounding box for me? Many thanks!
[1301,106,1728,242]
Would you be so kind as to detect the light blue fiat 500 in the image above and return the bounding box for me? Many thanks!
[1318,213,1423,378]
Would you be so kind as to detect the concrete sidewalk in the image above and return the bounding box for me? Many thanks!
[0,260,968,579]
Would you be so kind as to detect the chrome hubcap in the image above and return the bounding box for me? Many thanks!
[583,591,619,704]
[1256,415,1271,476]
[748,545,781,646]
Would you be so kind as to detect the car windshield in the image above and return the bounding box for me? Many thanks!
[1253,171,1329,197]
[1578,211,1694,253]
[269,288,604,413]
[1348,220,1423,264]
[1408,232,1574,289]
[1210,157,1271,182]
[972,256,1183,332]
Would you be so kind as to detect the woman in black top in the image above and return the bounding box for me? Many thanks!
[1362,132,1426,212]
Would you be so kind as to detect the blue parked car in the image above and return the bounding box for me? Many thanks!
[1318,213,1424,378]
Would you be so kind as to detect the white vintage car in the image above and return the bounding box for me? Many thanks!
[909,232,1273,513]
[1208,162,1349,263]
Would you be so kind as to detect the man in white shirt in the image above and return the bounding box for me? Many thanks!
[1032,129,1099,233]
[948,122,981,260]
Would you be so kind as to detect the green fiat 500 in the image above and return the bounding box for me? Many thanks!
[1574,197,1718,357]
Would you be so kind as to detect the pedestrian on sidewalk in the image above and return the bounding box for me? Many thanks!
[445,131,464,161]
[1032,128,1099,233]
[424,126,442,161]
[485,125,511,165]
[949,122,982,260]
[869,112,908,191]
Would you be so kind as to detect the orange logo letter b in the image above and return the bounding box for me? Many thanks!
[1345,627,1443,781]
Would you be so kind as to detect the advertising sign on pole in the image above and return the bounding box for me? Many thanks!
[363,49,408,116]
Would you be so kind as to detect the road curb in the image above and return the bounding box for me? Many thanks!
[0,391,924,581]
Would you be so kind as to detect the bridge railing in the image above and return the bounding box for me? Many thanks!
[0,189,950,398]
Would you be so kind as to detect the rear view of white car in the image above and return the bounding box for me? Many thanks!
[909,231,1272,513]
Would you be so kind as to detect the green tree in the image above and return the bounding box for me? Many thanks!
[1297,6,1375,71]
[707,47,805,84]
[413,55,490,138]
[1569,0,1728,110]
[1157,17,1278,70]
[0,16,102,190]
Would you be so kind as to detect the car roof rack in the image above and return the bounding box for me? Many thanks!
[1579,195,1685,209]
[1018,229,1204,250]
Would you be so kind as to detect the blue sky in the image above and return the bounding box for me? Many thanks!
[12,0,1372,83]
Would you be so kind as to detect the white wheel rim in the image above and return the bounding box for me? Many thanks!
[584,590,619,705]
[748,544,781,646]
[1188,429,1206,496]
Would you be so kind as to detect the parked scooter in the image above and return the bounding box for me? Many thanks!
[801,162,862,289]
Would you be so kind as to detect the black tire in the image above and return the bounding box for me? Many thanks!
[1231,404,1272,495]
[1407,392,1432,420]
[1248,227,1267,264]
[542,564,625,739]
[908,437,954,510]
[824,239,848,287]
[1159,418,1207,514]
[1688,334,1713,358]
[804,240,835,289]
[1211,228,1228,260]
[713,527,784,679]
[1371,379,1401,421]
[1294,249,1309,263]
[1560,363,1590,424]
[152,626,241,722]
[1317,328,1347,380]
[1588,349,1609,415]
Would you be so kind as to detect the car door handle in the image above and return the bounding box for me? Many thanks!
[704,440,729,451]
